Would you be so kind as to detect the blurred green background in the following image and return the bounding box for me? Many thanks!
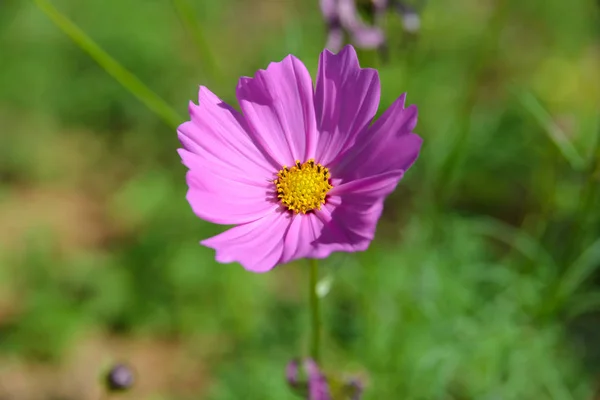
[0,0,599,398]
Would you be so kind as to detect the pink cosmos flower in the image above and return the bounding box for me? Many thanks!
[178,45,422,273]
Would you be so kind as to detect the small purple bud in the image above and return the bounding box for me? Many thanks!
[105,364,135,392]
[346,378,364,400]
[286,359,300,387]
[305,359,331,400]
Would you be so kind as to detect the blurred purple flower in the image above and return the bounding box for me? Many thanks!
[391,0,421,33]
[286,359,331,399]
[320,0,385,52]
[287,358,301,388]
[104,363,135,392]
[286,359,365,399]
[306,359,331,400]
[319,0,422,52]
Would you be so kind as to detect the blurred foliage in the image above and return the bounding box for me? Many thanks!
[0,0,599,399]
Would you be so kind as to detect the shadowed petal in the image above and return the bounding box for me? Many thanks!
[334,93,422,181]
[281,171,403,261]
[201,211,289,273]
[282,213,326,264]
[236,55,318,166]
[306,170,404,258]
[314,45,380,167]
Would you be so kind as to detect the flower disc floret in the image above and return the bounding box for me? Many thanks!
[275,159,333,214]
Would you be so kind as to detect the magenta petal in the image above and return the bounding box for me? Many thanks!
[179,149,276,225]
[307,170,404,258]
[335,93,422,180]
[177,88,279,225]
[201,211,289,273]
[236,55,318,166]
[178,86,278,176]
[282,213,325,264]
[314,46,380,167]
[331,169,405,198]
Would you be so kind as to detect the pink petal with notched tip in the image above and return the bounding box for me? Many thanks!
[314,45,380,167]
[236,55,318,166]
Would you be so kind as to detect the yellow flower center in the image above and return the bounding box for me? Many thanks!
[274,159,333,214]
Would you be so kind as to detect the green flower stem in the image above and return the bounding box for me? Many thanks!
[33,0,183,129]
[309,258,321,363]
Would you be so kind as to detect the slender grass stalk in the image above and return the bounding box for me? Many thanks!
[309,258,322,363]
[171,0,221,84]
[434,0,509,206]
[33,0,183,129]
[518,90,585,171]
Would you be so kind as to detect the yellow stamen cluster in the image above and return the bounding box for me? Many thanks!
[274,159,333,214]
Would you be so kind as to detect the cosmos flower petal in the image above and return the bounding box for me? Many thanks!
[178,149,276,225]
[178,86,278,177]
[308,201,382,258]
[201,211,289,273]
[334,93,422,180]
[302,170,404,258]
[282,213,326,264]
[236,55,318,166]
[314,45,380,167]
[184,173,278,225]
[331,169,405,198]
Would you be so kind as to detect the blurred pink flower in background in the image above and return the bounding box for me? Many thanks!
[320,0,421,52]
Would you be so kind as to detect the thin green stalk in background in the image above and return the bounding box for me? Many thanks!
[517,90,586,171]
[33,0,183,129]
[309,258,322,363]
[171,0,221,84]
[433,0,510,207]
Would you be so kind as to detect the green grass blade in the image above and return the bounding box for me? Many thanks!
[171,0,220,83]
[469,216,558,274]
[517,90,586,171]
[33,0,183,129]
[566,292,600,319]
[556,237,600,303]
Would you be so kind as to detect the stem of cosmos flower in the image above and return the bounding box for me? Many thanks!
[309,258,322,363]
